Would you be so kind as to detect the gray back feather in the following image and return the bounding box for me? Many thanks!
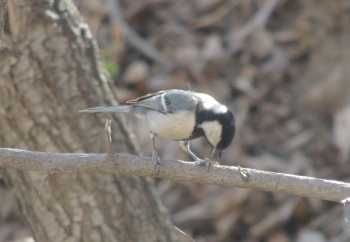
[164,90,198,113]
[79,89,199,115]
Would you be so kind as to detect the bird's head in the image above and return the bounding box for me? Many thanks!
[196,104,235,152]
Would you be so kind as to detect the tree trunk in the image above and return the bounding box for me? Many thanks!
[0,0,178,241]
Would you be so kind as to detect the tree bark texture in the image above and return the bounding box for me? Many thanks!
[0,0,177,241]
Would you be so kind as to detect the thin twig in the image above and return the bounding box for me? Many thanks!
[0,148,349,202]
[229,0,281,54]
[105,0,173,69]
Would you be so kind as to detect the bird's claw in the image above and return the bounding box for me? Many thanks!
[194,159,207,167]
[194,158,216,172]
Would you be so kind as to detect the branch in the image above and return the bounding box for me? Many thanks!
[104,0,173,69]
[0,148,349,203]
[229,0,281,53]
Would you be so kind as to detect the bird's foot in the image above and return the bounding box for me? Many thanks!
[193,159,207,166]
[194,158,216,172]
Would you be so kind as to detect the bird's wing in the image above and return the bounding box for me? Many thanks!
[163,90,198,113]
[125,89,198,114]
[124,90,167,113]
[125,90,166,104]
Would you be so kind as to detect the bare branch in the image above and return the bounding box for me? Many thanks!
[229,0,281,53]
[105,0,173,69]
[0,148,349,203]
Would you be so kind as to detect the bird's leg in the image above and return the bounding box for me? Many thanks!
[204,147,220,171]
[150,132,160,173]
[210,147,216,158]
[179,141,201,161]
[179,141,211,168]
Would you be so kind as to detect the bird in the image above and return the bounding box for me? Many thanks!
[79,89,235,167]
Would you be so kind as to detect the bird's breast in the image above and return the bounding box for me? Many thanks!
[146,111,196,140]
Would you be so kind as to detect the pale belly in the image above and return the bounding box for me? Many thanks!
[146,111,195,140]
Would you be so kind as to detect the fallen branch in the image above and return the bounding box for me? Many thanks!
[0,148,349,203]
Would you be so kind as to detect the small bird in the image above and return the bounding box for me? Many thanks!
[79,89,235,166]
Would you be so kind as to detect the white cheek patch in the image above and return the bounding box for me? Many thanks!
[200,120,222,147]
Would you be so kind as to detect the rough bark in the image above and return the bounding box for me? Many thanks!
[0,0,178,241]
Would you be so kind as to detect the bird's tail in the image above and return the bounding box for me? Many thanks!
[79,105,132,113]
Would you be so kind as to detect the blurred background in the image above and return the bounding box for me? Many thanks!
[2,0,350,241]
